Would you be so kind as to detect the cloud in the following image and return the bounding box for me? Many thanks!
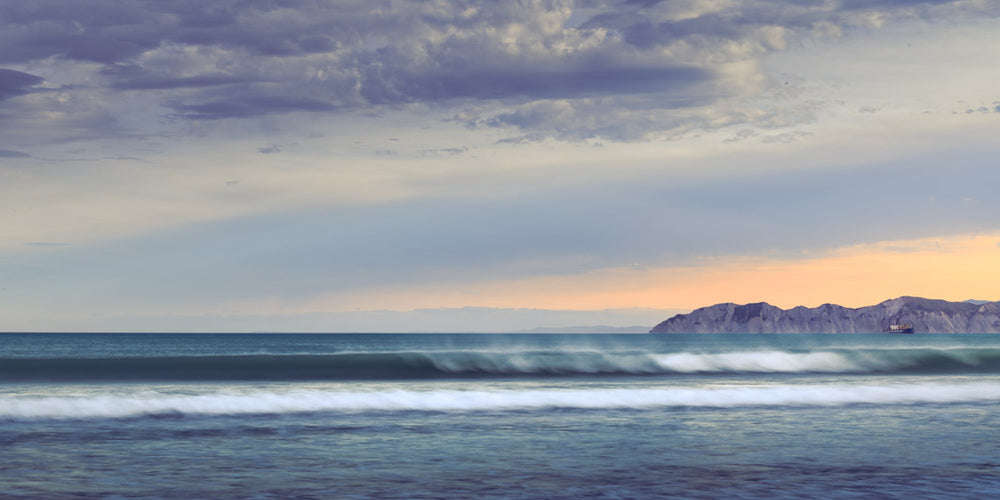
[4,0,995,144]
[25,241,72,247]
[760,131,809,144]
[596,0,993,51]
[102,66,249,91]
[420,147,469,156]
[466,94,726,142]
[0,149,31,158]
[358,52,712,103]
[0,68,43,101]
[168,94,338,120]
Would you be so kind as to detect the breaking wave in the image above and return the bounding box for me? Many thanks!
[4,348,1000,381]
[5,383,1000,420]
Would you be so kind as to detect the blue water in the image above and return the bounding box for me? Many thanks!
[3,333,1000,498]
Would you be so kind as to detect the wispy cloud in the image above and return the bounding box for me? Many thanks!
[0,149,31,158]
[25,241,71,247]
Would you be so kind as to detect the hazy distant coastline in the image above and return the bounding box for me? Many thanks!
[651,297,1000,334]
[515,326,652,334]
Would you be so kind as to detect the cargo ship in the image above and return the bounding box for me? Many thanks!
[887,323,914,334]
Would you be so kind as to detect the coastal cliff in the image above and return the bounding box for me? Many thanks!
[650,297,1000,333]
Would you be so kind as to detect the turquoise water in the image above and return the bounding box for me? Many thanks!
[3,333,1000,498]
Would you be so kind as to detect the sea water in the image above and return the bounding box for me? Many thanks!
[3,333,1000,498]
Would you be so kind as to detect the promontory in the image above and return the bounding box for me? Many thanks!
[650,296,1000,333]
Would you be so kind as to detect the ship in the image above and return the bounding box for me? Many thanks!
[887,323,914,334]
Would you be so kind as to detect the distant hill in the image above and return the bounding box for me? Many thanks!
[965,299,992,305]
[650,296,1000,333]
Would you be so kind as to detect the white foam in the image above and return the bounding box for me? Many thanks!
[4,382,1000,420]
[422,350,890,374]
[649,351,873,373]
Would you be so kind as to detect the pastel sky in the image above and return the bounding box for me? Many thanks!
[3,0,1000,332]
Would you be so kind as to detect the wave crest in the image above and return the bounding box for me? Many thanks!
[5,383,1000,420]
[3,348,1000,381]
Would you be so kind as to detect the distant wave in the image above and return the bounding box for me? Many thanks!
[5,383,1000,420]
[4,348,1000,381]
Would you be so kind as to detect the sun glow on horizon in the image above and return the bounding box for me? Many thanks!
[302,231,1000,314]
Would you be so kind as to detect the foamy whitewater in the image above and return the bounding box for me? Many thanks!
[3,333,1000,498]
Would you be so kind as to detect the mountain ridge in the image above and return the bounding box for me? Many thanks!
[650,296,1000,333]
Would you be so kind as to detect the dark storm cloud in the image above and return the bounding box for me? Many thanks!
[101,64,249,90]
[1,0,996,142]
[584,0,997,51]
[0,1,165,64]
[168,94,338,120]
[38,34,148,64]
[0,0,341,64]
[0,69,43,101]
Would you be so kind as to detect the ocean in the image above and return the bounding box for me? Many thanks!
[3,333,1000,499]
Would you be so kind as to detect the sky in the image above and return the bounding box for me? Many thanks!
[3,0,1000,332]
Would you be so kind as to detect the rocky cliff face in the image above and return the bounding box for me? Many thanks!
[650,297,1000,333]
